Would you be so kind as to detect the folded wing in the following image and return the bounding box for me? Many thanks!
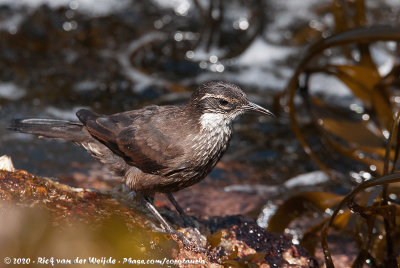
[76,107,185,175]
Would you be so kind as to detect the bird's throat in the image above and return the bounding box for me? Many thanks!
[198,112,232,156]
[199,112,231,132]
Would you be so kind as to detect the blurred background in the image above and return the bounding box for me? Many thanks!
[0,0,400,266]
[0,0,331,199]
[0,0,399,222]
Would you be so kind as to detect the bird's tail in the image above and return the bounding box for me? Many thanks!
[9,118,89,142]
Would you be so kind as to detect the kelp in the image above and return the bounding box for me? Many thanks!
[267,110,400,266]
[282,0,400,266]
[285,24,400,178]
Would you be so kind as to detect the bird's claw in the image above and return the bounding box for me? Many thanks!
[172,232,206,253]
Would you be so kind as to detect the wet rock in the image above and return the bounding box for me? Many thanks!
[0,168,178,263]
[0,155,15,171]
[0,167,317,267]
[205,216,318,267]
[0,169,145,226]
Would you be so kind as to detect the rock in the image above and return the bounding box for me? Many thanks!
[204,216,318,267]
[0,168,178,263]
[0,155,15,172]
[0,166,317,267]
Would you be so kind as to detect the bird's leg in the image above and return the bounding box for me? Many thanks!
[138,194,201,250]
[143,196,177,234]
[166,193,197,228]
[166,193,204,248]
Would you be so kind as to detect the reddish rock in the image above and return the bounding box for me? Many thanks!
[0,168,317,267]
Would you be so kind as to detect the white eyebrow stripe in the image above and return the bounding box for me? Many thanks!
[200,93,230,101]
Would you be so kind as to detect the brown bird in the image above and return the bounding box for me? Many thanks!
[9,81,274,249]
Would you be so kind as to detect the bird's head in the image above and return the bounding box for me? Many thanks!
[189,81,274,129]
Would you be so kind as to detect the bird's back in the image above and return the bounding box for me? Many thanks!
[76,104,233,192]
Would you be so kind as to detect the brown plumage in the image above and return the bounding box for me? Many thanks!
[9,81,274,249]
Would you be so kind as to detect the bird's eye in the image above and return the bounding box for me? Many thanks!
[219,99,229,106]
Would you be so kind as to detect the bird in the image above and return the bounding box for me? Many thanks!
[9,81,274,249]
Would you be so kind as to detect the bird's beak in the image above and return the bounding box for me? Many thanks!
[244,101,275,117]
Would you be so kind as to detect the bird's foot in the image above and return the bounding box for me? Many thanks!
[140,193,206,252]
[152,218,206,252]
[181,222,204,250]
[170,230,206,253]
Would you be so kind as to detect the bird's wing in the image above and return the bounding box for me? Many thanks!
[76,109,117,149]
[76,107,186,175]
